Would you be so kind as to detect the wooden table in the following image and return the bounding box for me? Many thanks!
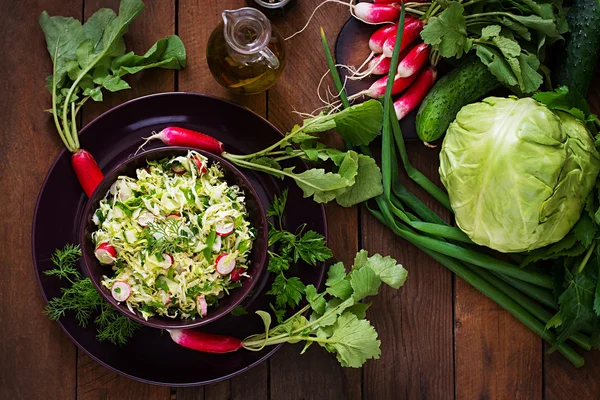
[2,0,599,399]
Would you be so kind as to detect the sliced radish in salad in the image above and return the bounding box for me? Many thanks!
[171,163,187,175]
[196,295,208,317]
[192,156,208,174]
[216,217,235,237]
[95,242,117,265]
[152,253,173,269]
[166,213,182,220]
[215,254,236,275]
[137,210,155,227]
[160,291,172,305]
[231,267,244,282]
[111,281,131,302]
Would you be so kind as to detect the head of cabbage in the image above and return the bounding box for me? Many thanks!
[439,97,600,253]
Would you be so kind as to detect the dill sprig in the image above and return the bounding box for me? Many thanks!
[145,219,192,255]
[43,245,140,345]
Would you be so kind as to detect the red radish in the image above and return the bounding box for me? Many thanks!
[171,163,186,175]
[111,281,132,302]
[394,67,438,120]
[369,23,398,53]
[382,17,424,58]
[167,329,243,353]
[154,253,174,269]
[143,167,150,174]
[137,210,155,227]
[354,3,399,24]
[192,155,208,174]
[350,72,417,100]
[215,254,236,275]
[231,267,244,282]
[216,217,235,237]
[368,55,391,75]
[143,127,224,154]
[166,213,182,220]
[72,149,104,197]
[161,291,172,305]
[397,43,430,77]
[196,296,208,317]
[95,242,117,265]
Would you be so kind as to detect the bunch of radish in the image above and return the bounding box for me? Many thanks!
[347,11,437,121]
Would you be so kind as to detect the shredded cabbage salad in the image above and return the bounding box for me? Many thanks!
[91,150,255,320]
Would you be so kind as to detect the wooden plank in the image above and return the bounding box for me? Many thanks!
[455,280,542,400]
[76,1,174,398]
[177,0,267,397]
[361,144,454,399]
[0,1,81,398]
[267,1,361,399]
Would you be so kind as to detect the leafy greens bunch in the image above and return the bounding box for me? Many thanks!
[318,7,600,367]
[40,0,186,153]
[223,100,384,207]
[406,0,567,93]
[242,250,407,367]
[265,189,333,322]
[44,245,141,345]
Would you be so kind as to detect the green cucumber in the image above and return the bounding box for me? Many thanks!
[553,0,600,97]
[416,57,501,144]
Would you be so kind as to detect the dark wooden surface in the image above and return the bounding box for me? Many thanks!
[1,0,600,399]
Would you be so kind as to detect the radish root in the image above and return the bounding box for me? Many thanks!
[134,132,159,156]
[347,56,385,80]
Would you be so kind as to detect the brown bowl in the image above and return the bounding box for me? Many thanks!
[78,146,268,330]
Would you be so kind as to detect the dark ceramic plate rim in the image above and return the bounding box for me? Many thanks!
[31,92,328,387]
[79,146,269,330]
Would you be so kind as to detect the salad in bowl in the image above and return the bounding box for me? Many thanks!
[80,147,268,329]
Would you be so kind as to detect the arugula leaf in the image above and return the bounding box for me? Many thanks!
[322,312,381,368]
[302,100,384,146]
[421,3,472,58]
[336,154,384,207]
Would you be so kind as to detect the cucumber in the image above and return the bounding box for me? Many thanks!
[552,0,600,97]
[416,57,501,144]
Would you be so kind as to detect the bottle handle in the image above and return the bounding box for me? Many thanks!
[260,47,280,69]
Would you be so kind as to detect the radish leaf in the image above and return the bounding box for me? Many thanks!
[323,312,381,368]
[336,155,383,207]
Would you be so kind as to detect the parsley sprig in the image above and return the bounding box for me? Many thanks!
[263,189,333,322]
[44,245,140,346]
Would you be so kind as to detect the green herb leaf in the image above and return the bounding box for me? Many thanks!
[350,266,381,301]
[421,3,472,58]
[533,86,595,122]
[231,305,248,316]
[267,274,306,309]
[554,270,597,344]
[322,312,381,368]
[306,284,326,315]
[336,154,384,207]
[292,230,333,265]
[354,250,408,289]
[302,100,384,146]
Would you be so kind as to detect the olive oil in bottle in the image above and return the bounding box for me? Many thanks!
[206,7,286,95]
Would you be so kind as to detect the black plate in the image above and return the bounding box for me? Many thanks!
[32,93,327,386]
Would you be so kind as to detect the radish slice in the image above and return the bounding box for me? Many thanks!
[196,296,208,317]
[231,267,244,282]
[95,242,117,265]
[192,156,208,174]
[215,254,235,275]
[153,253,173,269]
[216,217,235,237]
[166,213,182,220]
[137,210,155,227]
[171,163,186,175]
[111,281,131,302]
[160,291,172,305]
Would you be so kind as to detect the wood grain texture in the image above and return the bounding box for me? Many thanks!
[76,1,174,398]
[0,1,80,399]
[267,1,361,399]
[455,279,542,400]
[362,144,454,400]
